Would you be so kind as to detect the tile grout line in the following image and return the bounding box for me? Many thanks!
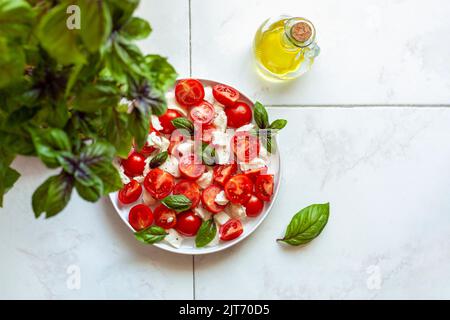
[188,0,196,301]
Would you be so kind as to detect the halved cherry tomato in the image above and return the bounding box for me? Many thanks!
[224,174,253,204]
[201,185,226,213]
[175,211,202,236]
[154,204,177,229]
[225,101,252,128]
[255,174,274,201]
[118,180,142,204]
[168,129,187,155]
[220,218,243,241]
[121,151,146,177]
[244,195,264,217]
[231,131,260,162]
[175,79,205,107]
[243,167,268,182]
[212,84,240,107]
[179,154,205,180]
[143,168,175,199]
[189,101,214,125]
[173,180,201,208]
[213,164,237,186]
[128,204,153,231]
[158,109,183,134]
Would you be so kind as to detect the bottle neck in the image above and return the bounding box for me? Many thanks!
[283,17,316,48]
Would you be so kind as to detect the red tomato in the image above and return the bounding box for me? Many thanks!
[168,129,187,155]
[189,101,214,125]
[231,132,260,162]
[225,101,252,128]
[143,168,175,199]
[128,204,153,231]
[224,174,253,204]
[220,218,243,241]
[243,167,268,182]
[175,79,205,107]
[201,185,226,213]
[212,84,240,107]
[175,211,202,236]
[121,151,146,177]
[118,180,142,204]
[158,109,183,134]
[179,154,205,180]
[154,204,177,229]
[244,195,264,217]
[213,164,237,186]
[201,124,215,143]
[255,174,274,201]
[173,180,201,208]
[137,129,160,156]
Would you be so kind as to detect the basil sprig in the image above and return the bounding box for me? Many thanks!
[252,102,287,154]
[195,218,217,248]
[149,151,168,168]
[161,194,192,213]
[135,226,168,244]
[171,117,194,135]
[253,102,269,129]
[277,203,330,246]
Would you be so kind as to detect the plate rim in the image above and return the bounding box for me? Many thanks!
[109,78,281,255]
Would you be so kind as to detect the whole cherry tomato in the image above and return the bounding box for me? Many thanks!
[244,195,264,217]
[158,109,183,134]
[225,101,252,128]
[175,211,202,236]
[121,151,146,177]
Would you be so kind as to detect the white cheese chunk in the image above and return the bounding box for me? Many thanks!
[214,190,229,206]
[114,160,131,184]
[134,175,145,184]
[226,203,247,220]
[211,131,230,146]
[165,91,188,116]
[175,141,194,158]
[204,86,215,104]
[239,157,267,172]
[236,123,255,132]
[159,136,170,152]
[196,168,213,189]
[142,190,157,206]
[164,229,183,248]
[147,131,162,147]
[159,155,180,177]
[214,212,231,225]
[215,145,232,164]
[213,108,227,132]
[142,156,152,177]
[194,206,212,221]
[151,115,163,131]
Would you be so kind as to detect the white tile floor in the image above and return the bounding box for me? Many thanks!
[1,0,449,299]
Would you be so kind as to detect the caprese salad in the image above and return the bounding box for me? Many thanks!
[114,79,287,249]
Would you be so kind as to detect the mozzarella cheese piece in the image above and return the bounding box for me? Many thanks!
[142,190,157,206]
[226,203,247,220]
[215,145,232,164]
[114,160,131,184]
[151,115,163,131]
[159,136,170,152]
[159,156,180,177]
[147,131,162,147]
[214,212,231,225]
[194,206,212,221]
[196,168,213,189]
[213,108,227,132]
[175,141,194,158]
[204,86,215,104]
[134,175,145,184]
[165,91,188,116]
[164,229,183,248]
[239,157,267,172]
[236,123,255,132]
[214,190,229,206]
[211,130,230,146]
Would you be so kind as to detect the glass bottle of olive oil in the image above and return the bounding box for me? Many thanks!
[253,16,320,81]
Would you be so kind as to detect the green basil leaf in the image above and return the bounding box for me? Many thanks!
[201,142,215,166]
[32,172,74,218]
[78,0,112,52]
[0,165,20,207]
[253,101,269,129]
[37,4,85,65]
[29,127,72,168]
[149,151,168,168]
[269,119,288,130]
[72,82,120,113]
[195,219,217,248]
[171,117,194,134]
[134,225,167,244]
[102,106,133,158]
[142,54,177,92]
[0,0,34,39]
[161,194,192,213]
[74,175,103,202]
[0,38,25,89]
[121,17,151,40]
[278,203,330,246]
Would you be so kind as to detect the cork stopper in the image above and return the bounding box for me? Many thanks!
[291,22,312,42]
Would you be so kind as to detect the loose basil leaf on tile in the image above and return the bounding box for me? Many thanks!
[135,226,167,244]
[278,203,330,246]
[161,195,192,213]
[195,218,217,248]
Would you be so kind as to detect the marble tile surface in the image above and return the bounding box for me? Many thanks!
[191,0,450,105]
[194,108,450,299]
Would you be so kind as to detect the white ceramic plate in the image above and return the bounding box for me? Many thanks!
[109,79,281,255]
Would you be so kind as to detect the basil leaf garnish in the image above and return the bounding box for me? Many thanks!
[134,226,167,244]
[171,117,194,135]
[269,119,288,130]
[149,151,168,168]
[277,203,330,246]
[161,194,192,213]
[195,218,217,248]
[253,101,269,129]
